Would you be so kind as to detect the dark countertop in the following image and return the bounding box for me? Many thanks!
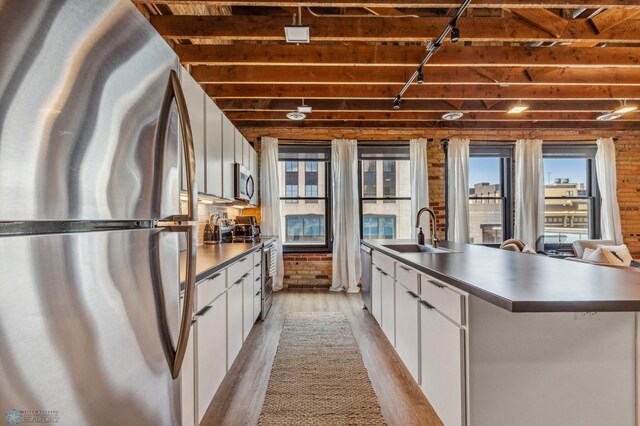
[362,239,640,313]
[180,237,275,286]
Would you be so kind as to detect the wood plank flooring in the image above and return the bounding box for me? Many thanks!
[201,290,442,426]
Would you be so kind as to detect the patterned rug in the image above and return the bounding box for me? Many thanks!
[258,312,387,425]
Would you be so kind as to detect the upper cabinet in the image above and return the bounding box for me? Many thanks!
[234,129,243,166]
[179,67,206,194]
[222,115,236,201]
[204,97,223,198]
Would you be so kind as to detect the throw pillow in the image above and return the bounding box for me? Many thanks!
[582,247,595,259]
[585,247,625,266]
[597,244,633,266]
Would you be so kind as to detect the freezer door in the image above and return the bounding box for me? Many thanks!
[0,229,182,425]
[0,0,180,221]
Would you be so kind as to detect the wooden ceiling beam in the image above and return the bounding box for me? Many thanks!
[226,110,639,121]
[505,8,569,38]
[151,15,640,43]
[176,45,640,68]
[214,98,628,112]
[191,65,640,86]
[590,9,640,34]
[233,120,639,129]
[133,1,640,9]
[204,83,640,99]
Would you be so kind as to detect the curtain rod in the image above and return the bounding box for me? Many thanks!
[277,138,433,144]
[440,138,617,144]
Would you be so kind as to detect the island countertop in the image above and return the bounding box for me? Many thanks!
[180,237,275,285]
[362,239,640,313]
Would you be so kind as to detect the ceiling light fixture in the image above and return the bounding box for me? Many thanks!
[297,105,313,114]
[615,106,638,114]
[285,6,309,44]
[286,111,306,120]
[392,0,472,109]
[417,68,424,84]
[597,112,623,121]
[442,112,464,120]
[508,105,529,114]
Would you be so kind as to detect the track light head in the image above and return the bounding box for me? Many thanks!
[451,27,460,43]
[417,68,424,85]
[393,97,402,110]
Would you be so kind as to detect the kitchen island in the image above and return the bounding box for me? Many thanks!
[362,239,640,426]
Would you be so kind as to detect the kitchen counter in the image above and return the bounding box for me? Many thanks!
[180,237,275,286]
[362,239,640,312]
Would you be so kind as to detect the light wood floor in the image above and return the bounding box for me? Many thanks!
[201,290,442,426]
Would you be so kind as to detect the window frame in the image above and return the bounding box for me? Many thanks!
[542,145,601,251]
[465,145,514,246]
[357,145,411,239]
[278,145,332,253]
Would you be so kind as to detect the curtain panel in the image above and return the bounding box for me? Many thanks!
[447,138,470,243]
[260,137,285,291]
[330,139,361,293]
[595,137,623,244]
[514,139,545,248]
[410,138,430,239]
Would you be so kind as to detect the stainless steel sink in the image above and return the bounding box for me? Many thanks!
[382,244,457,254]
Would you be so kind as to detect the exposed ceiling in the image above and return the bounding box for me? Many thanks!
[133,0,640,132]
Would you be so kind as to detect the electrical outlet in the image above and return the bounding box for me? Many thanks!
[574,312,599,321]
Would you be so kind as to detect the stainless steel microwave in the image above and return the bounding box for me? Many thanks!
[234,163,254,202]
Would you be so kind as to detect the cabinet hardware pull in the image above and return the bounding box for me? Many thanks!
[255,291,261,296]
[194,305,212,317]
[255,276,261,281]
[255,263,261,268]
[427,279,446,289]
[419,300,435,309]
[406,290,419,299]
[234,279,242,285]
[208,273,221,280]
[238,258,247,262]
[399,265,410,272]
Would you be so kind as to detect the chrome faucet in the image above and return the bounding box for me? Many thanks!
[415,207,439,248]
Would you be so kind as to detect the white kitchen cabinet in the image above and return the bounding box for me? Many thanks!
[395,282,420,382]
[243,137,250,170]
[371,266,382,325]
[180,295,195,426]
[420,301,465,426]
[242,270,254,341]
[227,276,244,368]
[179,68,206,194]
[380,271,395,346]
[234,128,243,166]
[204,97,223,198]
[249,148,258,206]
[196,293,227,423]
[222,115,235,200]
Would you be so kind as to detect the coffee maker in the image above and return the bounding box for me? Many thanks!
[233,215,260,242]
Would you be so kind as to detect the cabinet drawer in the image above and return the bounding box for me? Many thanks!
[420,274,466,325]
[396,263,419,294]
[227,255,251,287]
[254,293,262,321]
[196,270,225,311]
[253,250,262,266]
[372,251,395,278]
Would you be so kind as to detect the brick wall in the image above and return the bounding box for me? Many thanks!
[283,253,332,289]
[616,136,640,257]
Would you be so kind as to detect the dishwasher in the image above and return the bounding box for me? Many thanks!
[360,244,372,311]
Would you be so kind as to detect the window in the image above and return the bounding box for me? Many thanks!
[542,146,600,250]
[466,146,513,245]
[358,146,411,239]
[279,146,331,252]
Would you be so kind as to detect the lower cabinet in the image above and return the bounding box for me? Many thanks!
[180,296,196,426]
[227,276,244,369]
[394,282,419,382]
[420,301,465,426]
[371,266,382,325]
[380,272,395,346]
[242,270,254,341]
[196,294,227,423]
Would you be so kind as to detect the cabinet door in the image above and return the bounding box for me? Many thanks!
[179,68,206,193]
[371,266,382,325]
[196,294,227,423]
[234,128,243,165]
[222,116,235,200]
[420,302,465,426]
[243,270,254,341]
[381,272,395,346]
[227,278,244,368]
[250,148,259,206]
[395,283,419,381]
[204,98,223,198]
[180,296,195,426]
[243,138,250,170]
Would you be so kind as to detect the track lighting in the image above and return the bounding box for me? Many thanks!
[417,68,424,84]
[393,97,401,110]
[451,27,460,43]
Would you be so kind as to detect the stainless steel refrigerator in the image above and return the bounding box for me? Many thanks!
[0,1,198,425]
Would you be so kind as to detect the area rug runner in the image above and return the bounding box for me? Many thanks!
[258,312,387,425]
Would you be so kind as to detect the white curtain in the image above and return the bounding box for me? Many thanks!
[331,139,361,293]
[514,139,545,248]
[596,137,623,244]
[447,138,470,243]
[260,137,284,291]
[410,138,430,239]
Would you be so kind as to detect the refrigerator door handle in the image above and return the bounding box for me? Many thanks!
[156,69,198,379]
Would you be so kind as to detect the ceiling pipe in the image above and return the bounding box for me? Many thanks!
[393,0,473,110]
[306,7,419,18]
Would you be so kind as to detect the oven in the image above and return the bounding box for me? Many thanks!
[234,163,254,202]
[261,242,275,320]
